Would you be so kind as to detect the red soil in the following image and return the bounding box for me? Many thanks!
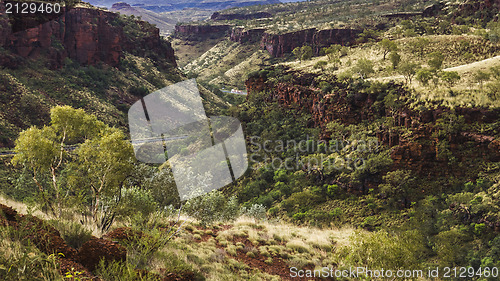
[76,237,127,272]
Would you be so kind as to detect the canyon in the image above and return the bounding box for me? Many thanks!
[245,73,500,184]
[175,23,361,57]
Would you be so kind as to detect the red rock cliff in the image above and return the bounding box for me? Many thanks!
[260,28,361,57]
[230,28,266,43]
[0,2,176,69]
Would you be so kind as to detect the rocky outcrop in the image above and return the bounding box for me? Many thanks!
[0,3,176,69]
[211,11,272,21]
[260,28,361,57]
[111,2,134,11]
[175,22,359,56]
[423,2,446,17]
[174,24,231,40]
[230,27,266,43]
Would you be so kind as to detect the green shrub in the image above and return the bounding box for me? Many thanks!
[314,61,328,70]
[434,228,471,266]
[326,184,338,198]
[241,204,267,220]
[128,85,149,97]
[281,190,324,213]
[184,191,239,225]
[95,260,158,281]
[268,206,279,216]
[474,223,486,236]
[319,81,332,93]
[117,186,158,219]
[388,51,400,69]
[49,220,92,250]
[487,20,500,43]
[337,230,427,270]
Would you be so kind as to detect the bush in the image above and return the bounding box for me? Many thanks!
[416,68,433,86]
[487,21,500,43]
[388,52,400,69]
[326,184,338,198]
[440,71,460,88]
[50,221,93,250]
[353,58,374,79]
[314,61,328,70]
[434,228,470,266]
[128,85,149,97]
[319,81,332,93]
[117,186,158,219]
[281,190,324,213]
[184,191,239,225]
[428,52,444,70]
[95,260,158,281]
[337,230,427,270]
[292,45,313,61]
[255,194,273,208]
[240,204,267,221]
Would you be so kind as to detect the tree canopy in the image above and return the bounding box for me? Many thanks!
[12,106,134,226]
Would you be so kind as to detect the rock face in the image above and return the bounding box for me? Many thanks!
[423,2,446,17]
[111,2,134,10]
[174,24,231,40]
[211,11,272,21]
[230,27,266,43]
[174,21,359,56]
[260,28,361,57]
[0,2,176,69]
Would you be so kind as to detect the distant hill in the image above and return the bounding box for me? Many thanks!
[107,0,280,35]
[110,3,212,36]
[89,0,280,10]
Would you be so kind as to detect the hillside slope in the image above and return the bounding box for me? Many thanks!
[0,2,232,148]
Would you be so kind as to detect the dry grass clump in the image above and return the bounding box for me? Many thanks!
[161,216,356,280]
[286,239,310,253]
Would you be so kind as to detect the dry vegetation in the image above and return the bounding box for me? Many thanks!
[216,0,432,33]
[285,34,500,108]
[181,40,271,89]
